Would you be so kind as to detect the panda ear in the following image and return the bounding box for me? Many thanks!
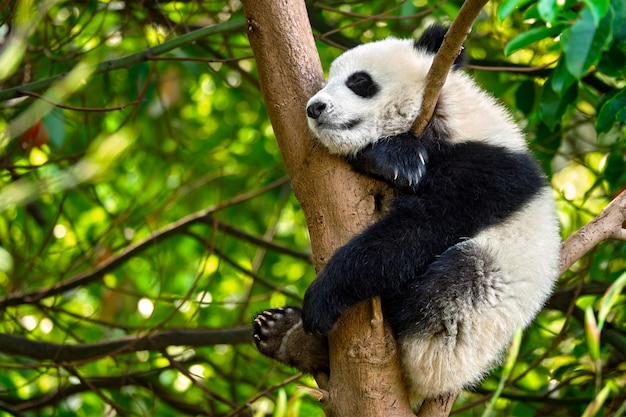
[414,24,467,70]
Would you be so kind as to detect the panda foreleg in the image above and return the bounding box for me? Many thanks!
[301,208,435,336]
[253,307,330,377]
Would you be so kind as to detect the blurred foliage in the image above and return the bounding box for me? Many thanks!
[0,0,624,416]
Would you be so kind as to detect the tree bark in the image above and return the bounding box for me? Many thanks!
[242,0,412,416]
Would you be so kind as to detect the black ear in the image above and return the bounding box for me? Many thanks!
[414,24,467,70]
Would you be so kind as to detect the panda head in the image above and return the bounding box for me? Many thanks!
[306,25,466,156]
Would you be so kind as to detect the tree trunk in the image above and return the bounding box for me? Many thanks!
[242,0,414,415]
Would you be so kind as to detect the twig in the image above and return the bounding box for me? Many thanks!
[3,371,207,415]
[0,327,251,362]
[224,373,304,417]
[161,349,237,408]
[411,0,489,136]
[63,366,128,416]
[18,90,143,112]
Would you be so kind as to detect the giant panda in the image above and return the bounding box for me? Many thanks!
[253,25,561,405]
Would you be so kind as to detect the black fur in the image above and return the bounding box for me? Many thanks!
[347,132,429,192]
[387,240,498,338]
[345,71,380,98]
[301,128,547,336]
[414,25,467,70]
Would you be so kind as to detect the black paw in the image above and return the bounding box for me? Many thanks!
[253,307,330,375]
[253,307,302,358]
[348,133,429,193]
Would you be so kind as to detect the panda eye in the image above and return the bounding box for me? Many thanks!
[346,71,380,98]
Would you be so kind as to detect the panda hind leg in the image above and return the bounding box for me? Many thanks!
[253,307,330,378]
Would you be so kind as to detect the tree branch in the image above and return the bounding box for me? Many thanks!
[1,371,208,415]
[559,190,626,275]
[0,177,289,309]
[0,326,251,362]
[0,19,246,102]
[411,0,489,136]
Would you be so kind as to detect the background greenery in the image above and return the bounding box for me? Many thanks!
[0,0,624,416]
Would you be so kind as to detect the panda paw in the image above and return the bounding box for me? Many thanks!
[253,307,329,375]
[253,307,301,358]
[348,133,429,192]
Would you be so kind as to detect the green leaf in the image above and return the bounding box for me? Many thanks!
[0,247,13,273]
[562,7,614,79]
[582,384,612,417]
[584,306,600,361]
[582,0,610,26]
[597,271,626,329]
[596,88,626,133]
[43,107,65,148]
[604,152,626,186]
[533,123,561,175]
[498,0,534,20]
[538,0,559,24]
[504,25,564,56]
[540,77,577,130]
[597,42,626,77]
[550,60,577,96]
[611,0,626,41]
[515,79,537,114]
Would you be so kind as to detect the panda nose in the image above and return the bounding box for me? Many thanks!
[306,101,326,119]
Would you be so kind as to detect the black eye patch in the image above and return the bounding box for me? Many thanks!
[346,71,380,98]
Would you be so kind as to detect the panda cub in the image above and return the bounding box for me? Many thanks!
[253,25,560,402]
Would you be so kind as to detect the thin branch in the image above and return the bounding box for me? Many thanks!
[161,349,238,409]
[224,373,304,417]
[467,59,557,73]
[2,371,209,415]
[0,19,246,102]
[559,190,626,275]
[18,90,143,112]
[63,366,128,417]
[411,0,489,136]
[147,55,253,63]
[0,400,26,417]
[204,218,310,262]
[0,326,251,362]
[612,228,626,241]
[0,177,289,309]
